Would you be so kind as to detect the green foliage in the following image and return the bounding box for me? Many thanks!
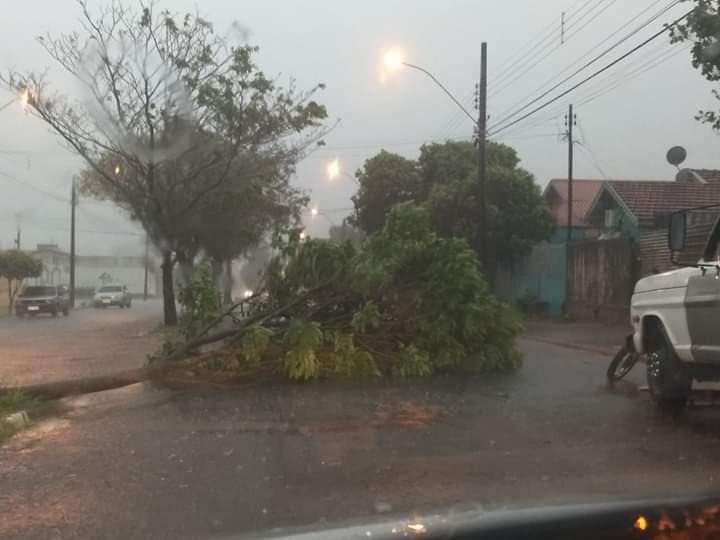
[393,344,433,378]
[264,203,523,378]
[283,320,323,380]
[328,222,367,245]
[669,1,720,131]
[157,194,523,382]
[331,333,381,378]
[238,327,273,368]
[0,250,43,312]
[350,141,554,268]
[351,302,380,333]
[350,150,422,234]
[0,250,43,282]
[176,263,222,340]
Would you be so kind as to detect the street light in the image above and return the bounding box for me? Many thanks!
[382,48,477,125]
[0,89,31,113]
[380,46,487,268]
[310,206,318,218]
[327,158,359,185]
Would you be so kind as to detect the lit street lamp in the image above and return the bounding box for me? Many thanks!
[383,49,477,125]
[327,158,359,185]
[0,89,31,113]
[381,46,487,267]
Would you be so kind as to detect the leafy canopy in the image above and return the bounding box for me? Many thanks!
[350,141,554,268]
[670,1,720,130]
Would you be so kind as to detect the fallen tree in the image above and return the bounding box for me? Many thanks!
[1,204,524,399]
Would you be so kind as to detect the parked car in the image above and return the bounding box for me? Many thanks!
[93,284,132,308]
[15,285,70,317]
[631,205,720,411]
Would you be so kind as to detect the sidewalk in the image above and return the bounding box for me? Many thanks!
[523,319,629,356]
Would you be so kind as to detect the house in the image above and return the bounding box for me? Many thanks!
[27,244,159,296]
[543,179,604,242]
[585,169,720,241]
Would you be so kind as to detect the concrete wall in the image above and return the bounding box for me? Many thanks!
[28,251,159,296]
[495,243,567,316]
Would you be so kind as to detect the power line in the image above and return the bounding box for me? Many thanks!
[490,0,596,89]
[488,7,692,137]
[492,39,677,139]
[489,0,679,131]
[0,170,69,202]
[489,0,620,98]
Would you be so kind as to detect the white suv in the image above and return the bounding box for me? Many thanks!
[631,207,720,410]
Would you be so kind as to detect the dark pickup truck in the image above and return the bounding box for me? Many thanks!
[15,285,70,317]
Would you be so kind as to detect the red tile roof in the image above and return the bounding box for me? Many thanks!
[607,180,720,227]
[692,169,720,183]
[544,179,604,227]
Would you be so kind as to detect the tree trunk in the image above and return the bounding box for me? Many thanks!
[161,250,178,326]
[6,278,12,314]
[222,259,233,305]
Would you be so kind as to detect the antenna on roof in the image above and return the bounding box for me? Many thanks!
[666,146,687,170]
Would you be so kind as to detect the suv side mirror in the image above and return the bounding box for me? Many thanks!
[669,212,687,252]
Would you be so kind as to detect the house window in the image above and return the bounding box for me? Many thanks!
[604,209,619,229]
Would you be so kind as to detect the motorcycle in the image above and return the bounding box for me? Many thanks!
[607,333,640,382]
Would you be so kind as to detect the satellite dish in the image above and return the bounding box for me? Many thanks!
[666,146,687,167]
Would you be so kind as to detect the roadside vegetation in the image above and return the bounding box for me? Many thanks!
[0,392,63,440]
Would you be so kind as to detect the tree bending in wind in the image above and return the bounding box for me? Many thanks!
[2,0,328,325]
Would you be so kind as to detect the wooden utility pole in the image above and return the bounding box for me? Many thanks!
[14,228,20,249]
[69,179,77,308]
[477,42,488,269]
[566,104,575,243]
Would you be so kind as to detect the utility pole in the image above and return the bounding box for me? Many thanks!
[14,228,20,249]
[565,104,575,242]
[143,233,149,301]
[69,179,77,308]
[476,42,488,271]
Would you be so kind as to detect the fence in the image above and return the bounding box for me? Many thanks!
[566,237,638,321]
[495,243,567,316]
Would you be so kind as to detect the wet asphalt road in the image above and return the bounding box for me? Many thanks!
[3,337,720,539]
[0,299,162,386]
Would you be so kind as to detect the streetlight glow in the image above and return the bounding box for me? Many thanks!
[114,164,121,176]
[311,206,318,218]
[383,49,404,71]
[327,158,340,181]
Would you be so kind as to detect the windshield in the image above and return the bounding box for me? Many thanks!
[98,286,122,293]
[4,1,720,539]
[19,286,55,297]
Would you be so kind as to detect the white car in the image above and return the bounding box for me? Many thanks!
[93,284,132,308]
[631,208,720,410]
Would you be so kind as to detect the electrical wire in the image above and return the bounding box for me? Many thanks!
[490,0,596,89]
[0,170,69,203]
[488,7,693,137]
[489,0,620,98]
[489,0,679,131]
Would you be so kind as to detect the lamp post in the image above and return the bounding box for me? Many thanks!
[327,159,359,186]
[382,47,488,268]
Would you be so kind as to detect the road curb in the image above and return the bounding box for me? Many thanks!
[523,335,617,356]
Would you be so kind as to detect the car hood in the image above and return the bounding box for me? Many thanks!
[634,266,700,294]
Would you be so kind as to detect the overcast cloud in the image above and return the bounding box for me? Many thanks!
[0,0,715,254]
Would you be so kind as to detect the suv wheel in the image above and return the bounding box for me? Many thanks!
[63,307,69,316]
[646,324,691,412]
[51,308,59,317]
